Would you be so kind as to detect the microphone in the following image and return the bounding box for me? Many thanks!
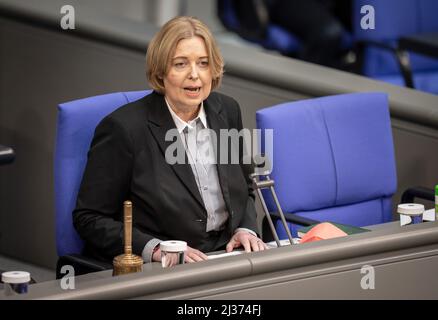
[250,154,295,247]
[0,145,15,165]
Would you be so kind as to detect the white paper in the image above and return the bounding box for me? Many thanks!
[207,251,243,260]
[423,208,436,222]
[266,238,300,248]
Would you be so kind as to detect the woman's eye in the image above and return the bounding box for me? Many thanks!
[174,62,186,68]
[199,60,209,67]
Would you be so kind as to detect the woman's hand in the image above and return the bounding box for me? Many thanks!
[152,245,208,265]
[184,246,208,263]
[226,230,269,253]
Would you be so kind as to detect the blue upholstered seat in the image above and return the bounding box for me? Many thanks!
[54,90,151,258]
[353,0,438,94]
[256,93,397,238]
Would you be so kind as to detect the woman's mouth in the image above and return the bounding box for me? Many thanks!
[184,87,201,97]
[184,86,201,92]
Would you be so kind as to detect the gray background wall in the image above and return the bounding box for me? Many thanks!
[1,0,438,270]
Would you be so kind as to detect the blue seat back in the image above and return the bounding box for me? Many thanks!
[353,0,438,90]
[54,90,151,257]
[256,93,397,236]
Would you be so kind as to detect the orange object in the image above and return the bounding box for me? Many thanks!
[300,222,348,243]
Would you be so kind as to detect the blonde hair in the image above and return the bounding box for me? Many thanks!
[146,16,224,93]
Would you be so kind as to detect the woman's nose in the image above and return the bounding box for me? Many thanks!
[189,64,199,80]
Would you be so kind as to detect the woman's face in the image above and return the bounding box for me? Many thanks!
[163,36,212,112]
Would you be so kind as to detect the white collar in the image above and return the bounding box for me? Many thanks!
[165,97,208,133]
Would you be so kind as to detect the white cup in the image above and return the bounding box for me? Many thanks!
[160,240,187,268]
[2,271,30,295]
[398,203,425,226]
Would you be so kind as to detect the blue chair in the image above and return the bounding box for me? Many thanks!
[54,90,151,277]
[353,0,438,94]
[256,93,397,240]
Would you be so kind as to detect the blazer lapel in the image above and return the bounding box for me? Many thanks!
[204,98,232,214]
[146,93,205,209]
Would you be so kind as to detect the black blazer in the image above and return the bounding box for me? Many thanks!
[73,91,259,262]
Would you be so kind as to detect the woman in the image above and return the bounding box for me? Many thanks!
[73,16,267,265]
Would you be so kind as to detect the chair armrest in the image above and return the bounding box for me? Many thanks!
[355,39,414,88]
[399,34,438,61]
[56,254,113,279]
[269,211,320,226]
[401,186,435,204]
